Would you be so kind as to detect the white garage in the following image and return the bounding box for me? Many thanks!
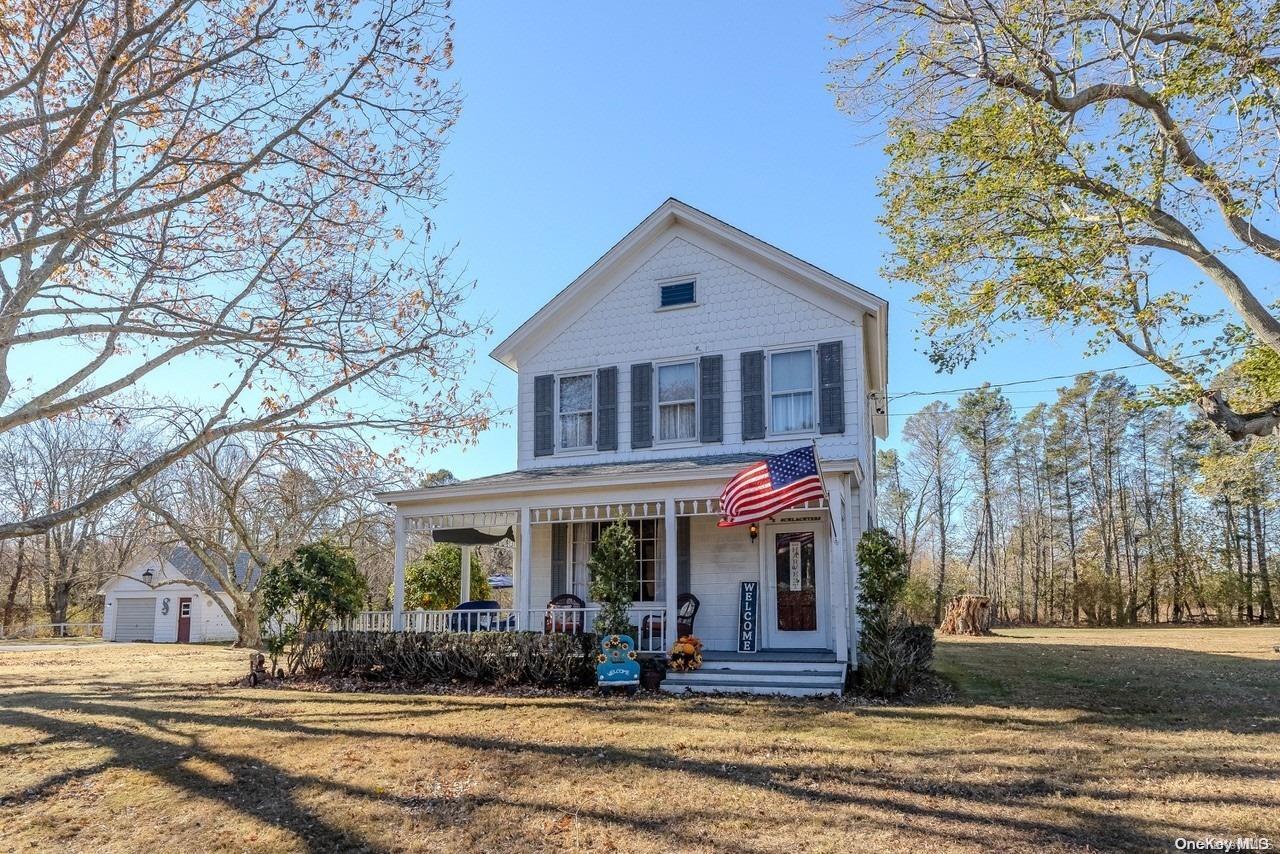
[100,547,257,644]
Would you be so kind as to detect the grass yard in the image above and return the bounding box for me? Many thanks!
[1,628,1277,853]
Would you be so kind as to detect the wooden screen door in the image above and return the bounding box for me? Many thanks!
[177,597,192,643]
[763,522,827,649]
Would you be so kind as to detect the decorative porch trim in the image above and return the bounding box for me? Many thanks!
[530,501,665,523]
[672,497,828,517]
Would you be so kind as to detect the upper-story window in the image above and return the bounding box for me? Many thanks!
[558,373,593,449]
[769,349,815,433]
[659,280,696,308]
[657,361,697,442]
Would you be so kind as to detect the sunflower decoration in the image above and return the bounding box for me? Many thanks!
[668,635,704,671]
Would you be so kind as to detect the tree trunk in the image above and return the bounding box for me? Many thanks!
[932,470,948,625]
[1253,503,1275,621]
[235,608,263,648]
[2,538,25,633]
[1243,507,1256,622]
[1064,469,1080,624]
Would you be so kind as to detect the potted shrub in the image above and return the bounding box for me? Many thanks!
[639,656,666,691]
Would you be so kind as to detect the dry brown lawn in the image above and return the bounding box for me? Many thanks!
[1,627,1277,853]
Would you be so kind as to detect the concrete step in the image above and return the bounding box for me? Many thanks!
[662,677,841,698]
[670,668,844,686]
[694,660,845,675]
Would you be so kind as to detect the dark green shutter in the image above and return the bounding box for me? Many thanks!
[631,362,653,449]
[740,350,765,440]
[534,374,554,456]
[699,355,722,443]
[550,523,568,596]
[818,341,845,434]
[677,516,690,596]
[596,367,618,451]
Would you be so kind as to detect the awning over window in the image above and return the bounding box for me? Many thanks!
[431,526,514,546]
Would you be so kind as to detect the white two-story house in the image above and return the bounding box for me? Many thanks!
[375,199,888,694]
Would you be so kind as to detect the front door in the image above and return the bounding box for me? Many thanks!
[176,597,192,643]
[763,523,827,649]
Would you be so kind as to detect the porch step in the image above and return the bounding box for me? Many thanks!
[695,660,841,675]
[662,657,845,697]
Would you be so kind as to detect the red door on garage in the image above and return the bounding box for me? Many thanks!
[177,597,192,643]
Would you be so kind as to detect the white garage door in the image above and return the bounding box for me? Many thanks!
[114,598,156,642]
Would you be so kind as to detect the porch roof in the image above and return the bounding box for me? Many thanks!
[377,453,757,504]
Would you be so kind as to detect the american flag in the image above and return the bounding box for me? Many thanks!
[717,445,827,527]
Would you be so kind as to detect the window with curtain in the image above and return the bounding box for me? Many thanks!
[557,373,593,449]
[657,361,697,441]
[770,349,814,433]
[573,519,664,602]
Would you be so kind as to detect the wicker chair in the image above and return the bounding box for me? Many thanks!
[544,593,586,635]
[640,593,700,648]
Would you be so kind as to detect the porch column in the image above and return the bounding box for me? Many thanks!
[391,512,406,631]
[827,475,850,663]
[663,499,678,650]
[516,506,532,630]
[460,545,472,603]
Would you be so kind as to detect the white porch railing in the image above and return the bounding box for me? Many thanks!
[335,606,669,653]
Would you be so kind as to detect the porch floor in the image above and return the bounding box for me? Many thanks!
[701,649,836,663]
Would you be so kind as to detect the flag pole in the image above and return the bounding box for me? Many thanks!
[810,439,838,543]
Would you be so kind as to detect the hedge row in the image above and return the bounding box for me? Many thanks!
[311,630,599,688]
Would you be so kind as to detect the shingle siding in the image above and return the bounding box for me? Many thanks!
[516,235,866,469]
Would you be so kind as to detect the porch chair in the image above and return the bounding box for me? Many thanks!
[544,593,586,635]
[450,599,502,632]
[640,593,700,649]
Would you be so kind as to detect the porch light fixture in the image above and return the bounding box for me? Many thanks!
[141,567,154,585]
[748,522,759,543]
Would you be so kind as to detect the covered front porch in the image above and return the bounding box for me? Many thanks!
[369,455,865,664]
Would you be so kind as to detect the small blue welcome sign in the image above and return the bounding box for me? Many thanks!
[596,634,640,694]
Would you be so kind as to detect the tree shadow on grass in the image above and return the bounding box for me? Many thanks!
[5,638,1278,851]
[2,688,1233,853]
[930,640,1280,734]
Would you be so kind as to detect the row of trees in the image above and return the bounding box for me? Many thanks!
[0,413,411,643]
[0,0,491,645]
[880,367,1277,626]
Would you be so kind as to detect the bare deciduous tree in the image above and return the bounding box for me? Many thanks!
[0,0,489,539]
[134,432,408,646]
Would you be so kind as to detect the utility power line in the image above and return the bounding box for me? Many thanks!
[887,346,1243,402]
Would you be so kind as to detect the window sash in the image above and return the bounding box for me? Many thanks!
[658,401,697,441]
[557,374,593,449]
[771,391,814,433]
[656,362,697,442]
[770,350,815,433]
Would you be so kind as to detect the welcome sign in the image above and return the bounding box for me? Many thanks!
[739,581,759,653]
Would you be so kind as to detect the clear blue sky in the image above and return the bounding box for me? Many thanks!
[423,2,1180,479]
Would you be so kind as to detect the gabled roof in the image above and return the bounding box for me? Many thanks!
[488,198,889,376]
[166,546,261,593]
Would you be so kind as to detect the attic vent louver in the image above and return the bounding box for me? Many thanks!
[659,281,696,307]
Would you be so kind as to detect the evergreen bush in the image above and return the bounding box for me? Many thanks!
[588,518,636,638]
[313,630,598,688]
[855,527,934,696]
